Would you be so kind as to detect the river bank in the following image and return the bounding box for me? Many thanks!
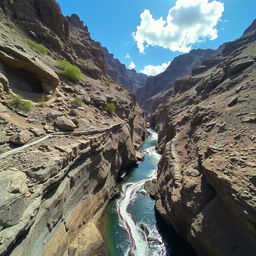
[101,129,196,256]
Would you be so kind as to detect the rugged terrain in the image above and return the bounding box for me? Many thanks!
[149,20,256,256]
[102,47,147,92]
[0,1,146,255]
[136,48,215,111]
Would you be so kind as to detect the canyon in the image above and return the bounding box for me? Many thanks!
[0,0,255,256]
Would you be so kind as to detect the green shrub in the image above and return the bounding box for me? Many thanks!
[26,39,49,55]
[57,60,83,82]
[71,97,83,106]
[57,60,70,70]
[10,95,33,111]
[106,102,116,113]
[104,80,112,87]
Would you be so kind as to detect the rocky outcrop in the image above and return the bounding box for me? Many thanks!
[34,0,69,41]
[102,47,147,92]
[150,20,256,256]
[0,0,105,80]
[54,116,77,131]
[0,1,147,255]
[67,15,105,79]
[0,41,59,93]
[0,0,68,49]
[0,122,142,256]
[136,49,215,110]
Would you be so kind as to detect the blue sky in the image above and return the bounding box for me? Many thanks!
[57,0,255,75]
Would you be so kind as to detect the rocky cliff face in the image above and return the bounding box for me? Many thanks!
[136,49,215,110]
[102,47,147,92]
[0,0,105,80]
[149,20,256,256]
[0,1,146,255]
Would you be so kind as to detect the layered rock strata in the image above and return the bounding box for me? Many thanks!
[102,47,147,92]
[0,1,146,255]
[0,122,141,255]
[136,49,215,111]
[150,20,256,256]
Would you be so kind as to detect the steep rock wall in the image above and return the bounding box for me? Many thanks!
[136,49,215,111]
[0,122,140,256]
[101,47,147,92]
[0,1,147,255]
[150,22,256,256]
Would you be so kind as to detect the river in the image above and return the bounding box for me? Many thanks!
[102,129,196,256]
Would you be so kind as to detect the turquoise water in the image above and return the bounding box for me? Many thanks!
[102,129,196,256]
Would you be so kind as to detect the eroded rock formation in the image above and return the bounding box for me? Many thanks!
[150,20,256,256]
[0,1,146,255]
[136,49,215,111]
[102,47,147,92]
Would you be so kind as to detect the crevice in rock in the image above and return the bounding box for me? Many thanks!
[42,180,61,201]
[5,228,29,256]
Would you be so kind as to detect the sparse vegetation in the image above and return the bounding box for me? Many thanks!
[106,102,116,113]
[10,95,34,111]
[26,39,49,55]
[57,60,83,82]
[71,97,83,106]
[103,80,113,87]
[39,96,47,108]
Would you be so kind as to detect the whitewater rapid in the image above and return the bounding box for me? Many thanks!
[116,130,161,256]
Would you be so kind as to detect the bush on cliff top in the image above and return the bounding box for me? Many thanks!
[57,60,83,82]
[26,39,49,55]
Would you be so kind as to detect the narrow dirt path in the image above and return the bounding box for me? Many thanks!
[0,122,125,160]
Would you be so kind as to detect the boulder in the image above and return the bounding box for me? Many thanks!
[46,110,63,121]
[109,185,121,200]
[92,95,106,107]
[9,130,33,145]
[147,237,162,244]
[139,223,149,236]
[144,179,157,199]
[29,127,44,137]
[55,116,77,131]
[82,95,91,104]
[136,151,144,161]
[128,250,135,256]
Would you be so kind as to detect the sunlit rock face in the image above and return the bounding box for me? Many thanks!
[150,20,256,256]
[0,1,147,255]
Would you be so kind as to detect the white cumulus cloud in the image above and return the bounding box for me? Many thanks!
[133,0,224,53]
[141,62,170,76]
[128,61,136,69]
